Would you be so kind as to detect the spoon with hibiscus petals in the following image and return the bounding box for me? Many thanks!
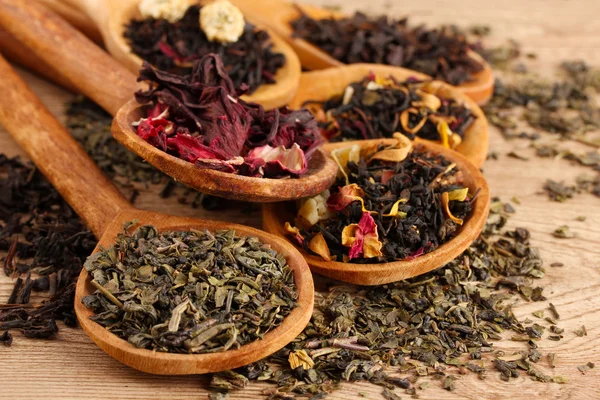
[0,51,315,374]
[0,0,338,203]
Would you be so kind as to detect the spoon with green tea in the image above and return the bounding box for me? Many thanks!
[0,0,338,203]
[0,53,314,375]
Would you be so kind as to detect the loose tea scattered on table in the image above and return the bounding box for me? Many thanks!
[133,53,322,178]
[291,10,484,85]
[0,155,96,342]
[209,199,568,398]
[305,74,475,147]
[285,134,475,263]
[66,96,224,210]
[82,223,297,354]
[125,1,285,93]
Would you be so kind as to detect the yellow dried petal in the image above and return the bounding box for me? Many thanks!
[363,233,383,258]
[447,188,469,202]
[437,121,452,148]
[382,198,408,218]
[441,191,464,225]
[414,90,442,111]
[400,108,427,134]
[289,350,315,370]
[308,232,331,261]
[367,133,413,163]
[331,145,361,185]
[341,223,360,247]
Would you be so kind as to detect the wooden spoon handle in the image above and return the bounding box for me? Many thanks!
[36,0,102,43]
[0,0,137,116]
[58,0,108,34]
[0,54,132,238]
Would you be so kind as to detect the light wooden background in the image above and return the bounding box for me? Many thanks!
[1,0,599,399]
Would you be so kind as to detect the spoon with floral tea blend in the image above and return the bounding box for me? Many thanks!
[50,0,302,109]
[289,64,489,167]
[0,53,314,375]
[0,0,338,202]
[229,0,494,105]
[263,136,490,285]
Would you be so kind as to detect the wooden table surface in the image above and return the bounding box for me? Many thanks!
[1,0,599,399]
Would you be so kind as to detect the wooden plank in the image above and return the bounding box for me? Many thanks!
[1,0,599,398]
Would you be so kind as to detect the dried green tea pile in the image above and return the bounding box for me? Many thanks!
[0,155,96,342]
[124,1,285,93]
[83,224,297,354]
[307,75,475,147]
[210,201,569,398]
[285,135,474,263]
[291,10,484,85]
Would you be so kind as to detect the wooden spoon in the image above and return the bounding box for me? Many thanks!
[230,0,495,105]
[262,138,490,285]
[0,0,338,203]
[55,0,302,109]
[288,64,489,168]
[0,53,314,375]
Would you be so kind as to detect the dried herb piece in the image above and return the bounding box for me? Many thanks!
[306,75,475,147]
[552,225,576,239]
[0,330,12,346]
[124,4,285,93]
[574,325,588,337]
[291,10,484,85]
[82,223,297,354]
[287,136,474,262]
[133,54,322,178]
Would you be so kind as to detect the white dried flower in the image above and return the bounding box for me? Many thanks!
[138,0,191,23]
[200,0,245,44]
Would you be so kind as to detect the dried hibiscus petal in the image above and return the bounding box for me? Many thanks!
[341,212,383,260]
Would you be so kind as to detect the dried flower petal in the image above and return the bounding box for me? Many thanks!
[245,143,307,177]
[289,350,315,370]
[441,191,464,225]
[308,233,331,261]
[284,222,304,245]
[383,198,408,218]
[341,212,382,259]
[400,107,427,134]
[199,0,245,44]
[327,184,367,212]
[331,144,361,185]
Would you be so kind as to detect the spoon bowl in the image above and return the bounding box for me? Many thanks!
[76,210,314,374]
[113,99,339,202]
[0,52,315,375]
[231,0,495,105]
[0,0,338,203]
[263,138,490,285]
[60,0,302,109]
[289,64,489,168]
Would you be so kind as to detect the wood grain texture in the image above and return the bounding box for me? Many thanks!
[230,0,495,104]
[1,0,600,398]
[288,64,490,167]
[0,56,315,375]
[263,138,490,284]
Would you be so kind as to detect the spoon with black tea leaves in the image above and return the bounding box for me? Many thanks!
[0,0,338,203]
[46,0,302,109]
[0,53,314,375]
[229,0,495,105]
